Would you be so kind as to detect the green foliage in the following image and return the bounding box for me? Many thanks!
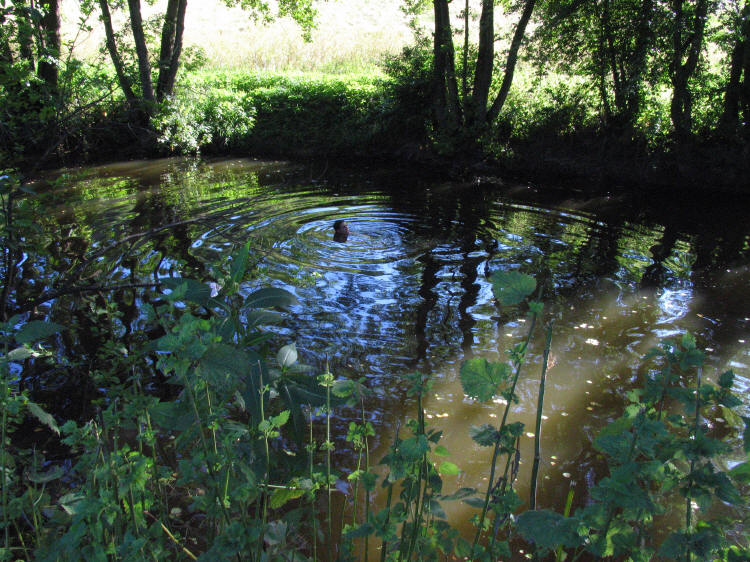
[151,81,256,154]
[460,358,511,402]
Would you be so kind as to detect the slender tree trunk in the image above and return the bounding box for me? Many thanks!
[670,0,708,140]
[37,0,61,91]
[622,0,654,126]
[433,0,460,132]
[471,0,494,126]
[127,0,156,105]
[98,0,136,103]
[486,0,536,124]
[462,0,470,100]
[721,33,744,130]
[160,0,187,100]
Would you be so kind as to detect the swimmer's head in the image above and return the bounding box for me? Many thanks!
[333,220,349,234]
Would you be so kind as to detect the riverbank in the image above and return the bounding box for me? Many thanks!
[8,69,750,195]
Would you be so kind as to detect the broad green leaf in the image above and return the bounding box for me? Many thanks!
[439,461,460,475]
[15,321,65,344]
[8,347,33,361]
[27,402,60,435]
[269,486,305,509]
[59,492,85,516]
[433,445,450,457]
[718,370,735,390]
[244,287,298,310]
[160,278,213,306]
[197,344,254,387]
[343,522,375,539]
[469,424,499,446]
[463,496,486,508]
[230,243,251,284]
[460,358,511,402]
[277,343,298,368]
[489,270,536,306]
[271,410,290,428]
[440,487,477,501]
[681,332,697,350]
[428,498,447,519]
[516,510,584,550]
[28,465,65,484]
[399,435,429,462]
[149,401,194,431]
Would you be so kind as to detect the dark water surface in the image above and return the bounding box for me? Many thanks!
[27,157,750,546]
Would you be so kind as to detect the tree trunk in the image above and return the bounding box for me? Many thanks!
[486,0,536,124]
[156,0,187,101]
[127,0,156,105]
[433,0,460,133]
[670,0,708,140]
[471,0,494,126]
[37,0,61,91]
[99,0,137,103]
[622,0,654,127]
[721,32,744,131]
[461,0,470,100]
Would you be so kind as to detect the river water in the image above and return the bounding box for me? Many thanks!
[26,156,750,547]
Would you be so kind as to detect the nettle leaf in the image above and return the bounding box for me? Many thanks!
[718,370,735,390]
[460,358,511,402]
[469,424,499,447]
[679,348,705,370]
[15,321,65,344]
[489,270,536,306]
[399,435,429,462]
[438,461,460,475]
[276,343,298,368]
[27,402,60,435]
[28,465,65,484]
[269,487,305,509]
[516,510,584,551]
[244,287,298,310]
[271,410,290,428]
[197,344,252,387]
[681,332,697,350]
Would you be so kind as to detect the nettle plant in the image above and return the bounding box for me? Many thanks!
[517,333,749,561]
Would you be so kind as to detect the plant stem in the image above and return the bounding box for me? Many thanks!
[471,309,539,558]
[530,323,553,511]
[325,368,333,562]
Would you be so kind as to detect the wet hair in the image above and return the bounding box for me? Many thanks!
[333,220,346,231]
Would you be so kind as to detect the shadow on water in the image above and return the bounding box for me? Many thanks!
[11,157,750,550]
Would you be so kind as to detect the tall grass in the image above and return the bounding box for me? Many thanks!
[61,0,416,74]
